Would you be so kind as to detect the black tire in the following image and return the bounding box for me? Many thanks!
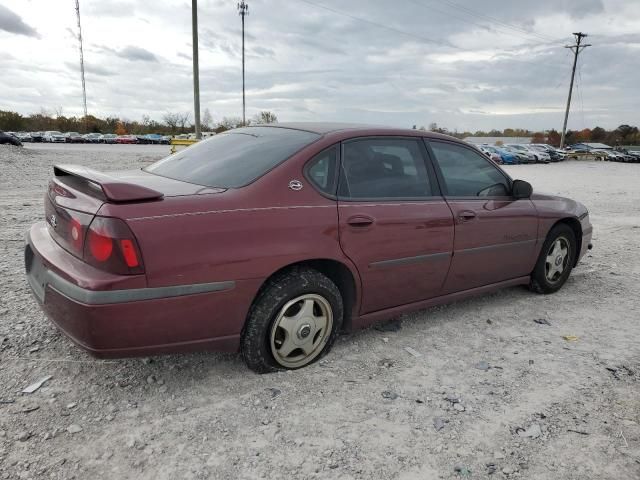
[530,224,577,294]
[241,267,343,373]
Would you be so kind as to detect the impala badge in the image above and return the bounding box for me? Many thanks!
[49,214,57,228]
[288,180,303,191]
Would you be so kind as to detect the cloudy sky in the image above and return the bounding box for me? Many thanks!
[1,0,638,131]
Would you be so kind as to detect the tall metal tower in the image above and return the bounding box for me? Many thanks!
[75,0,88,121]
[238,1,248,125]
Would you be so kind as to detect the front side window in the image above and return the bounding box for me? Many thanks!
[339,138,432,199]
[430,141,510,197]
[145,127,320,188]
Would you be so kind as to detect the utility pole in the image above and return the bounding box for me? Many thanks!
[560,32,591,149]
[192,0,202,139]
[74,0,88,127]
[238,1,248,125]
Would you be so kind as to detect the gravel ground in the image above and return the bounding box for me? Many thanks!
[0,144,638,480]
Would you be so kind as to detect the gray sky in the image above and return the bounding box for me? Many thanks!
[1,0,638,131]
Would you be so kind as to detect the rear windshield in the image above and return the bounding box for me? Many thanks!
[144,127,320,188]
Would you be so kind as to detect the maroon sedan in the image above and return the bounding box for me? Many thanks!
[25,123,593,372]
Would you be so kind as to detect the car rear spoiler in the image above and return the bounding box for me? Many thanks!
[54,164,164,203]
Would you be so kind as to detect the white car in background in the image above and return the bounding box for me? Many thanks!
[530,144,566,162]
[43,131,66,143]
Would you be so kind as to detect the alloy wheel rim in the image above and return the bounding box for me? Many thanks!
[545,236,570,283]
[270,294,333,369]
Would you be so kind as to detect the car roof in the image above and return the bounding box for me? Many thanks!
[246,122,463,143]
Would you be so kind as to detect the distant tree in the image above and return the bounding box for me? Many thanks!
[252,111,278,124]
[177,112,191,133]
[546,129,561,147]
[615,124,638,143]
[55,116,77,133]
[3,106,638,147]
[531,132,545,144]
[83,115,102,133]
[564,130,577,145]
[428,122,448,134]
[591,126,606,142]
[575,128,592,142]
[115,121,127,135]
[104,117,119,133]
[27,112,54,131]
[163,112,180,133]
[216,116,243,132]
[0,110,26,130]
[202,108,213,130]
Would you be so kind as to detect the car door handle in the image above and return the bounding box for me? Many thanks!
[457,210,477,222]
[347,215,375,227]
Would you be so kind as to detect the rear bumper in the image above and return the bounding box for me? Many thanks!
[25,223,260,357]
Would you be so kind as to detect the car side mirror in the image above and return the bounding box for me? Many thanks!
[512,179,532,199]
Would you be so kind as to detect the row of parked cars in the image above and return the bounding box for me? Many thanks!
[566,144,640,162]
[476,143,566,164]
[477,141,640,165]
[4,131,172,145]
[596,149,640,162]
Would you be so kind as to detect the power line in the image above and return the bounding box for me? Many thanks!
[410,0,562,47]
[577,62,586,129]
[560,32,591,148]
[553,48,572,90]
[298,0,569,71]
[298,0,459,49]
[434,0,564,44]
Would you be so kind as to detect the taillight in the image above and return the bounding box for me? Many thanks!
[83,217,144,275]
[45,196,92,258]
[88,228,113,261]
[70,217,84,252]
[119,239,139,267]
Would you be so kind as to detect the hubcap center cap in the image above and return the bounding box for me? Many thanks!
[555,255,563,266]
[298,324,311,339]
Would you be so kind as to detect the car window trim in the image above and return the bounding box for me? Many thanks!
[336,135,442,202]
[423,138,514,199]
[303,144,341,199]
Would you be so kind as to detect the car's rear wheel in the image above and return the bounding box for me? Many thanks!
[529,224,576,294]
[241,267,343,373]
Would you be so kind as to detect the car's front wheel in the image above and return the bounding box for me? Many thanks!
[530,224,577,294]
[241,267,343,373]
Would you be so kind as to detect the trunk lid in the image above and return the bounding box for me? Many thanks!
[105,169,226,197]
[46,165,225,260]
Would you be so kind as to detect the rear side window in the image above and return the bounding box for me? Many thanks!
[306,146,338,195]
[145,127,320,188]
[339,138,432,199]
[430,141,510,197]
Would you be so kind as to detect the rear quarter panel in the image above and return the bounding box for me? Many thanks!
[97,137,360,291]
